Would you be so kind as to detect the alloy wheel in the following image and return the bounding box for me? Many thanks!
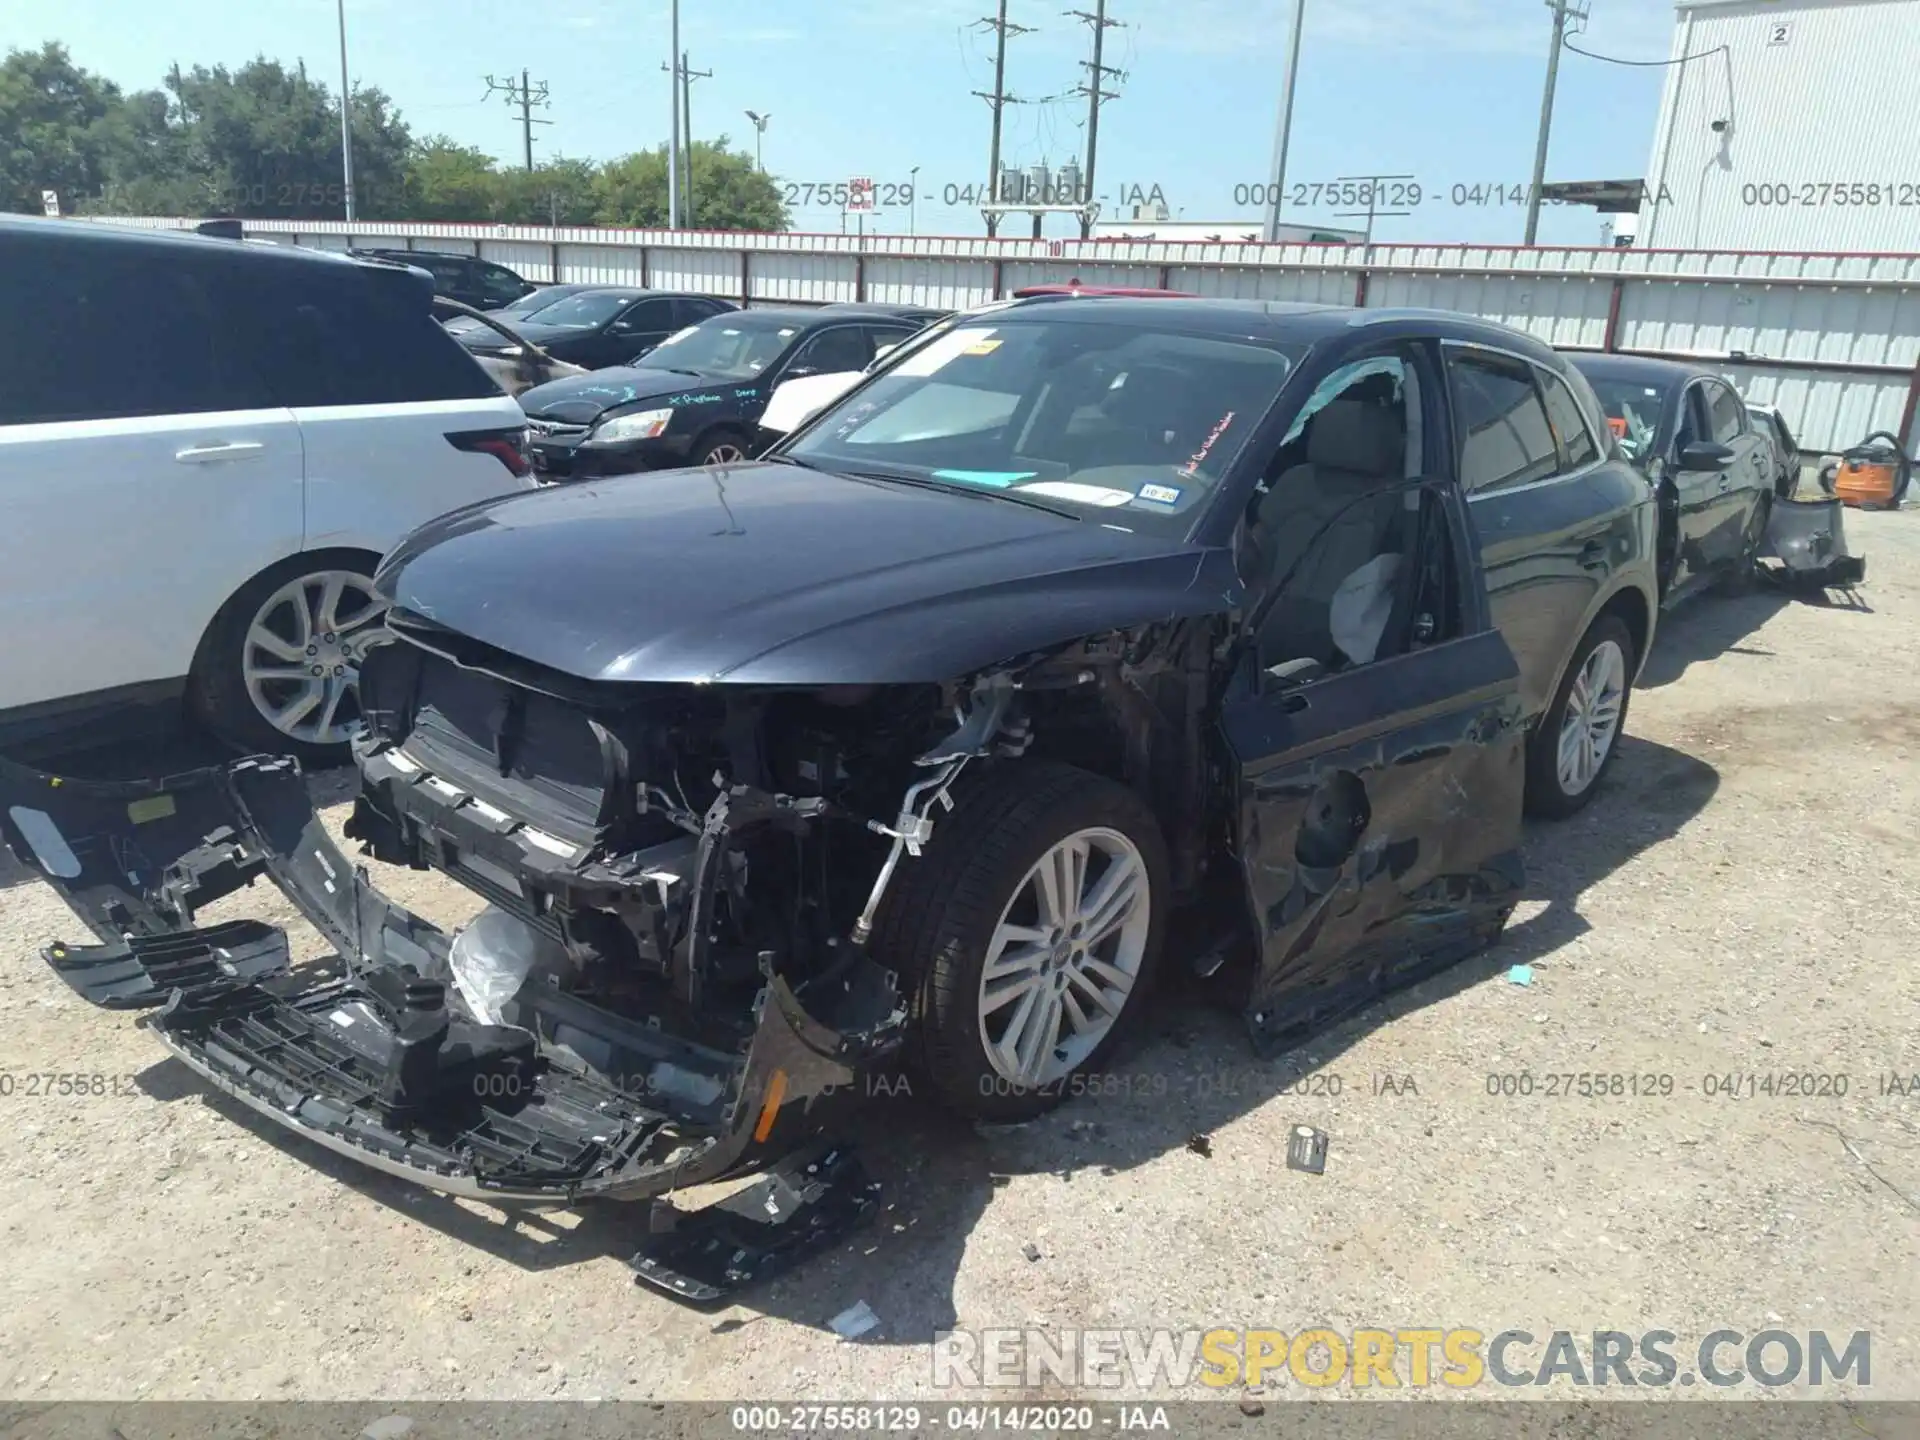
[1556,638,1627,797]
[702,440,748,464]
[242,570,389,746]
[976,826,1152,1088]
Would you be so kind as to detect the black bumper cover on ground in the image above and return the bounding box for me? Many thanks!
[0,753,902,1206]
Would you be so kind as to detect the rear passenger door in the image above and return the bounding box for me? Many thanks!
[1445,344,1614,722]
[0,239,303,718]
[1702,379,1771,556]
[1665,383,1727,590]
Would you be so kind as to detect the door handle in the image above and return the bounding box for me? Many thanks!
[175,441,264,463]
[1277,692,1310,714]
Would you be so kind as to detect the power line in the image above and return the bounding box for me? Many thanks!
[972,0,1035,237]
[483,70,552,172]
[1066,0,1124,238]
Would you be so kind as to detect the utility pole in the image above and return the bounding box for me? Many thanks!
[972,0,1033,238]
[663,53,712,226]
[668,0,681,227]
[1524,0,1587,244]
[1066,0,1124,238]
[335,0,355,221]
[1261,0,1306,242]
[484,70,552,172]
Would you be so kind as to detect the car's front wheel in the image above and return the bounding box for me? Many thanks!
[693,429,752,466]
[190,551,389,767]
[873,761,1170,1122]
[1525,614,1635,820]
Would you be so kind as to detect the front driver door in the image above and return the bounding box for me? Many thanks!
[1219,481,1527,1057]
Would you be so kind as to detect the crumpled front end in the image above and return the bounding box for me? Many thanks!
[0,750,905,1204]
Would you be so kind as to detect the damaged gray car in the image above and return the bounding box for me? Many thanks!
[2,298,1661,1295]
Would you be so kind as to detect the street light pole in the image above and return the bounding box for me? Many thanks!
[336,0,356,222]
[745,110,770,171]
[1261,0,1306,243]
[909,165,921,234]
[668,0,681,227]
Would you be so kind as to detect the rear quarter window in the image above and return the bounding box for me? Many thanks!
[233,261,501,407]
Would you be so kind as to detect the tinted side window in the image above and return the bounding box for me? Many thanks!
[1538,370,1599,469]
[864,325,918,360]
[1447,350,1558,492]
[236,262,499,407]
[1706,382,1747,443]
[792,326,872,374]
[0,240,272,424]
[1676,387,1708,451]
[677,297,731,324]
[612,298,675,333]
[477,264,526,306]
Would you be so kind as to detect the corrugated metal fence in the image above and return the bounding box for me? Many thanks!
[103,216,1920,457]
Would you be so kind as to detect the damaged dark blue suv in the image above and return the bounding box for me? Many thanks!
[2,297,1658,1297]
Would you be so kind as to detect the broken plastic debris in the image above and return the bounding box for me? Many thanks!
[829,1301,880,1340]
[1022,1241,1042,1262]
[1186,1133,1213,1158]
[1507,964,1534,987]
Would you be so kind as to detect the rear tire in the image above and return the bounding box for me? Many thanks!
[871,761,1170,1122]
[1525,615,1635,820]
[188,551,387,768]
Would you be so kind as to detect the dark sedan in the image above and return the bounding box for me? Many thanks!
[1566,353,1775,604]
[350,248,536,311]
[518,303,939,476]
[441,282,599,339]
[465,288,741,372]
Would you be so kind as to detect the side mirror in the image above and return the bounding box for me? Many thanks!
[786,365,822,380]
[1678,440,1735,470]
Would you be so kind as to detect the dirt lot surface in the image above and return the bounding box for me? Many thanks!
[0,510,1915,1408]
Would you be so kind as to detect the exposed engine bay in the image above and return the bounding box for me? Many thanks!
[344,613,1210,1050]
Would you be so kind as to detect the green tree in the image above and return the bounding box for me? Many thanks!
[498,156,599,225]
[593,138,787,230]
[405,136,502,220]
[161,57,412,219]
[0,43,121,213]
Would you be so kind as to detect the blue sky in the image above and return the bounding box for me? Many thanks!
[16,0,1682,244]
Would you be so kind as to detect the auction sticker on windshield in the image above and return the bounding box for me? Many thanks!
[1137,482,1183,507]
[895,328,997,377]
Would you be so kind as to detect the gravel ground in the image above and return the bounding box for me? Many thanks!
[0,508,1915,1407]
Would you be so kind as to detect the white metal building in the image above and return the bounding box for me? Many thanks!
[1638,0,1920,251]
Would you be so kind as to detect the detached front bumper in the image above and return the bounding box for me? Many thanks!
[0,752,904,1205]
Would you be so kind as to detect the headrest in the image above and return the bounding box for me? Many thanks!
[1307,399,1404,477]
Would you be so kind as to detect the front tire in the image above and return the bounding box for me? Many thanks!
[1525,614,1635,820]
[189,552,388,767]
[871,761,1170,1122]
[692,429,752,466]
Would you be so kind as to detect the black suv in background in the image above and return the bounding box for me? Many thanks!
[518,302,941,474]
[350,247,536,311]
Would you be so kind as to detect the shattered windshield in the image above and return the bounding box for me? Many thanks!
[1582,376,1668,465]
[782,317,1303,533]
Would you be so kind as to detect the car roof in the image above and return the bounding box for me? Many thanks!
[816,302,948,318]
[977,295,1568,360]
[1563,350,1707,386]
[1,214,378,275]
[1012,284,1198,297]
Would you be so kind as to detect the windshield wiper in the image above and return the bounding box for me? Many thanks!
[655,366,707,377]
[841,468,1082,520]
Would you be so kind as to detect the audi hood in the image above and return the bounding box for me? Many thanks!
[373,460,1237,687]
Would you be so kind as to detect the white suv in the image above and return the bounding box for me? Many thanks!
[0,216,536,763]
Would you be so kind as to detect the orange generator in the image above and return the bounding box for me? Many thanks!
[1822,432,1911,510]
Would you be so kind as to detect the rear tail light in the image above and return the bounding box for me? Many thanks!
[447,426,531,478]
